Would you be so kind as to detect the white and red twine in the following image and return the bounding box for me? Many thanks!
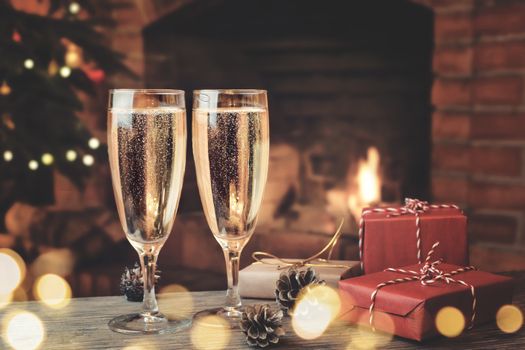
[367,241,477,331]
[358,198,460,271]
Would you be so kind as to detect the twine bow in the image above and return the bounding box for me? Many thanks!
[368,242,477,331]
[252,219,352,270]
[358,198,460,270]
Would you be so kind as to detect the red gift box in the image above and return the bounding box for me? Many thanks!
[358,198,468,274]
[338,258,514,341]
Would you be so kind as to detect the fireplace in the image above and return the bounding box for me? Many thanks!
[143,0,434,241]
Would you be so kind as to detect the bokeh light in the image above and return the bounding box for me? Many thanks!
[3,150,13,161]
[158,284,194,320]
[3,311,45,350]
[24,59,34,70]
[82,154,94,166]
[435,306,465,338]
[65,44,81,68]
[28,160,38,170]
[69,2,81,14]
[41,153,54,166]
[496,305,523,334]
[191,315,231,350]
[31,249,75,278]
[33,274,72,309]
[88,137,100,150]
[0,249,26,296]
[349,312,395,349]
[59,66,71,78]
[65,150,77,162]
[291,285,341,340]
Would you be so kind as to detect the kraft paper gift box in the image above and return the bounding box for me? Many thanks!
[239,258,361,299]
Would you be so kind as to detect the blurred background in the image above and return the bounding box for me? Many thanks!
[1,0,525,300]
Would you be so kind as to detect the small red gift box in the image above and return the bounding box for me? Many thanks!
[338,259,514,341]
[358,198,468,274]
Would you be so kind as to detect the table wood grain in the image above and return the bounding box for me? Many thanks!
[0,272,524,350]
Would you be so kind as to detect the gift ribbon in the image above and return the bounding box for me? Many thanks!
[358,198,460,270]
[368,241,477,331]
[252,219,352,270]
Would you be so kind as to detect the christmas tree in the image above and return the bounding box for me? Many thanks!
[0,0,132,206]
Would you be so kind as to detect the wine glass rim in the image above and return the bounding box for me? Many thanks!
[194,89,267,95]
[110,89,184,95]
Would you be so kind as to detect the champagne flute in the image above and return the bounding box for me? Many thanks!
[107,89,188,334]
[192,89,269,324]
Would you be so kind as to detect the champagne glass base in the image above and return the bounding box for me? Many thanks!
[193,307,243,329]
[108,312,191,334]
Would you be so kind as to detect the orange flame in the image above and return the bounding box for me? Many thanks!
[348,147,381,220]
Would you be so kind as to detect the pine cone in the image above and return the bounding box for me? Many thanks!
[240,304,285,348]
[119,262,160,302]
[275,267,324,315]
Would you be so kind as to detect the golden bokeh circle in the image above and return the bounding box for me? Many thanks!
[435,306,465,338]
[2,311,45,350]
[0,249,26,296]
[191,315,231,350]
[33,274,72,309]
[496,305,523,334]
[158,284,194,320]
[291,285,341,340]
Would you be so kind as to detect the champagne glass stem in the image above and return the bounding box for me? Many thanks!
[140,252,159,316]
[223,249,241,309]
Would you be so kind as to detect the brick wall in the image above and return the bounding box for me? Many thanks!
[425,0,525,270]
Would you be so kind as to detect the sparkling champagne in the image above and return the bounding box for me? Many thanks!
[193,107,269,245]
[108,107,187,246]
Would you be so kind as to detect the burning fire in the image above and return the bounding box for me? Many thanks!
[347,147,381,220]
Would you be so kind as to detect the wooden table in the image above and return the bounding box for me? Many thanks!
[1,272,524,350]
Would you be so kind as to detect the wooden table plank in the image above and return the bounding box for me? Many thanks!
[0,272,524,349]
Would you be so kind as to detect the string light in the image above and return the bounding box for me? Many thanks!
[65,150,77,162]
[69,2,81,15]
[88,137,100,149]
[12,30,22,43]
[41,153,54,166]
[48,60,59,75]
[3,151,13,162]
[59,66,71,78]
[24,59,35,70]
[2,113,15,130]
[65,44,82,68]
[0,81,11,95]
[82,154,94,166]
[28,160,39,171]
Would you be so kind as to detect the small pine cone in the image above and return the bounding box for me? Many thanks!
[240,304,285,348]
[119,262,160,302]
[275,267,324,315]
